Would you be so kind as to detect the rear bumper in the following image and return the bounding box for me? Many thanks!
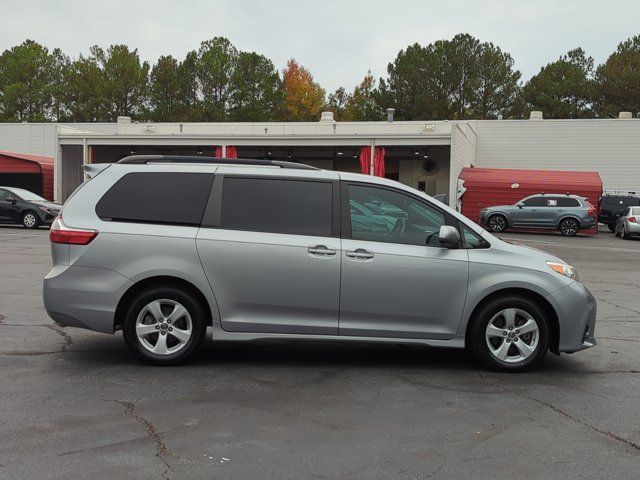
[43,264,133,333]
[546,281,597,353]
[625,222,640,235]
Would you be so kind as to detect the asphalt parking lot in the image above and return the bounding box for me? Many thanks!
[1,225,639,479]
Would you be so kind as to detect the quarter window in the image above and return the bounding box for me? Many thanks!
[221,177,333,236]
[96,172,214,226]
[347,184,446,247]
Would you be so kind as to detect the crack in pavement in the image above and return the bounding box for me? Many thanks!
[480,373,640,454]
[599,299,640,315]
[102,398,218,474]
[45,324,73,352]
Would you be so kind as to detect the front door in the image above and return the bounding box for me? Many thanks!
[514,196,545,226]
[339,183,469,339]
[0,189,16,222]
[196,173,341,335]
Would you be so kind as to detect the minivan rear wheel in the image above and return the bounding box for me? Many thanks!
[123,285,207,365]
[468,296,549,372]
[559,218,579,236]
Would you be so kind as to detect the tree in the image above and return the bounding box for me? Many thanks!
[63,55,108,121]
[177,50,203,121]
[229,51,283,121]
[327,87,349,120]
[519,48,594,119]
[376,34,521,120]
[197,37,238,120]
[595,35,640,117]
[345,72,381,120]
[149,55,181,121]
[92,45,150,121]
[0,40,67,121]
[282,59,325,121]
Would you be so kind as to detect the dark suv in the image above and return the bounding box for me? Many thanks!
[599,193,640,231]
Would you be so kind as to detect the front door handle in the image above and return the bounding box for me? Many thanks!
[346,249,374,259]
[308,245,337,256]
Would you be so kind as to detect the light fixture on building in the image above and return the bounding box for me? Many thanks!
[287,152,292,158]
[414,151,420,156]
[130,149,136,154]
[423,148,431,159]
[337,151,343,156]
[197,149,203,155]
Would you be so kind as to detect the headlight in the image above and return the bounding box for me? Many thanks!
[546,261,579,281]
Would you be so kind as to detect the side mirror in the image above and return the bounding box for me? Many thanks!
[7,197,16,205]
[438,225,460,249]
[517,203,525,208]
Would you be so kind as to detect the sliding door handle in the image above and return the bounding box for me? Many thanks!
[308,245,337,256]
[346,249,374,259]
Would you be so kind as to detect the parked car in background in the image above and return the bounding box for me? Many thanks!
[599,193,640,231]
[614,206,640,239]
[479,194,597,236]
[43,156,597,372]
[0,187,60,229]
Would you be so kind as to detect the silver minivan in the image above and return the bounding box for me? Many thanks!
[43,156,597,372]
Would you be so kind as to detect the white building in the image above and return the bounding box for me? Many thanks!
[0,112,638,205]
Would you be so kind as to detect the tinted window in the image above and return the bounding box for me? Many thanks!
[348,184,446,247]
[0,189,8,201]
[557,197,580,207]
[461,225,490,249]
[522,197,545,207]
[221,178,332,236]
[96,172,214,225]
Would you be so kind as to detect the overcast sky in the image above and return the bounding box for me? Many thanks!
[2,0,639,92]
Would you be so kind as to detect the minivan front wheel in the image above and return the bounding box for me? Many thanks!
[469,296,549,372]
[123,286,207,365]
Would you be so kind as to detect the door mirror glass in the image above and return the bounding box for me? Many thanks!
[438,225,460,249]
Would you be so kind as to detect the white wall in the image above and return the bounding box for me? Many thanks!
[0,124,58,157]
[476,119,640,192]
[449,123,477,208]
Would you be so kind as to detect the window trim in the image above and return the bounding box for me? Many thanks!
[340,181,463,248]
[201,174,340,238]
[95,171,215,227]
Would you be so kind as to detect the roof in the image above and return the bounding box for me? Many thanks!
[0,150,54,166]
[459,167,603,189]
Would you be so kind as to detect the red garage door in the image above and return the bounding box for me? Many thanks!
[0,150,54,201]
[459,167,603,233]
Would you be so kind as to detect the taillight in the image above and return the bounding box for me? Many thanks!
[629,216,637,223]
[49,215,98,245]
[586,201,596,218]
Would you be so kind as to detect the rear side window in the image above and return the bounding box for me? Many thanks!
[221,177,333,236]
[96,172,214,226]
[557,197,580,207]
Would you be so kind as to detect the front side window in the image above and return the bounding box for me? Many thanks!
[461,225,490,249]
[0,189,8,201]
[96,172,214,225]
[522,197,545,207]
[348,184,446,247]
[221,177,333,236]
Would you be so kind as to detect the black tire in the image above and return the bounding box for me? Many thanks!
[621,226,627,240]
[22,211,40,229]
[122,285,208,365]
[468,295,549,372]
[607,222,616,232]
[559,218,579,236]
[487,214,507,233]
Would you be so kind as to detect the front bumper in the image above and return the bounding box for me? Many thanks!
[546,281,597,353]
[37,210,60,225]
[43,264,133,333]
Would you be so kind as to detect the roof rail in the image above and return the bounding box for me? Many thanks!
[116,155,319,170]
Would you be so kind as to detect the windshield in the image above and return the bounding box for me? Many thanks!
[6,188,47,202]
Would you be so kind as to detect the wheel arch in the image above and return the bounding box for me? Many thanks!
[557,215,580,228]
[464,287,560,354]
[114,275,213,331]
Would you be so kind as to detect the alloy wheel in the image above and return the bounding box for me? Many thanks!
[485,308,539,363]
[488,215,506,232]
[560,219,578,236]
[135,299,193,355]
